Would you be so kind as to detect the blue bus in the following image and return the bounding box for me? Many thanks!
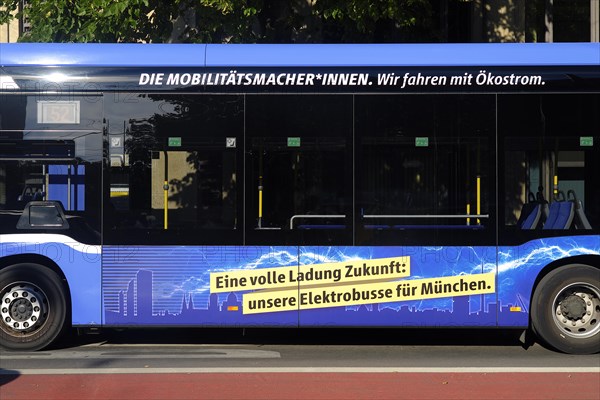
[0,43,598,353]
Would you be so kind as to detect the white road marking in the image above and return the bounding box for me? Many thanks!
[0,348,280,360]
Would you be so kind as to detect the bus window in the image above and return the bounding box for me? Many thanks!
[103,94,243,245]
[251,137,346,229]
[244,95,353,246]
[0,137,102,243]
[504,140,597,232]
[355,94,496,246]
[500,94,600,239]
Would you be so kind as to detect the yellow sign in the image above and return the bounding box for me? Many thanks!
[210,257,410,293]
[243,273,495,314]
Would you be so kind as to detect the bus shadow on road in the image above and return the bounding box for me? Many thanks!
[0,369,20,386]
[67,327,530,349]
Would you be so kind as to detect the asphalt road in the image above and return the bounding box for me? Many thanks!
[1,328,599,399]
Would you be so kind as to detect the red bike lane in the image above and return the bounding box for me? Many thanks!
[1,371,599,400]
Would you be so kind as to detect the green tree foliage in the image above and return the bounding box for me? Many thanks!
[1,0,182,42]
[1,0,434,43]
[0,0,19,25]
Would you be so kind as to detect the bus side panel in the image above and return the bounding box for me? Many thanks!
[0,234,102,326]
[295,246,498,327]
[101,244,501,328]
[100,238,600,329]
[497,235,600,327]
[102,245,299,327]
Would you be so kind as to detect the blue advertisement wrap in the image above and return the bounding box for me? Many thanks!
[0,234,102,326]
[102,236,600,328]
[497,236,600,326]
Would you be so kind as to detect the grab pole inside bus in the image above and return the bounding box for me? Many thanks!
[257,147,264,229]
[163,150,168,230]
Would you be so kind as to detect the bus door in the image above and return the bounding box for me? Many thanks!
[102,94,292,328]
[297,94,498,328]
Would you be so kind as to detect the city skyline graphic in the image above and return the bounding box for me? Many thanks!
[105,267,525,327]
[103,237,599,328]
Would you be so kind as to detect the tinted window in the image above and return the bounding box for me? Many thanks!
[500,94,600,243]
[244,95,353,245]
[104,94,243,245]
[0,95,102,243]
[355,94,496,245]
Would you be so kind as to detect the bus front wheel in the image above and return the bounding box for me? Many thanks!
[0,263,67,351]
[531,264,600,354]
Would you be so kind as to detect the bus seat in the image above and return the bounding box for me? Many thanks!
[568,190,592,229]
[32,191,45,201]
[520,203,542,229]
[543,202,559,229]
[555,201,575,229]
[543,201,574,230]
[536,189,550,223]
[517,192,542,229]
[573,201,592,229]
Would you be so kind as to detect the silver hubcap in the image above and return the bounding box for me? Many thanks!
[553,282,600,339]
[1,283,48,332]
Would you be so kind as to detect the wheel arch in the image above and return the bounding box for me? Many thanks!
[530,254,600,306]
[0,254,72,323]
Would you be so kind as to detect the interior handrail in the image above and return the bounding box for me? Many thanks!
[362,214,490,219]
[290,214,346,229]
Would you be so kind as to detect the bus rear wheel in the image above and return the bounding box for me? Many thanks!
[0,264,67,351]
[531,264,600,354]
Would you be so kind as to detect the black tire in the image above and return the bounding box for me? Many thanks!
[531,264,600,354]
[0,263,67,351]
